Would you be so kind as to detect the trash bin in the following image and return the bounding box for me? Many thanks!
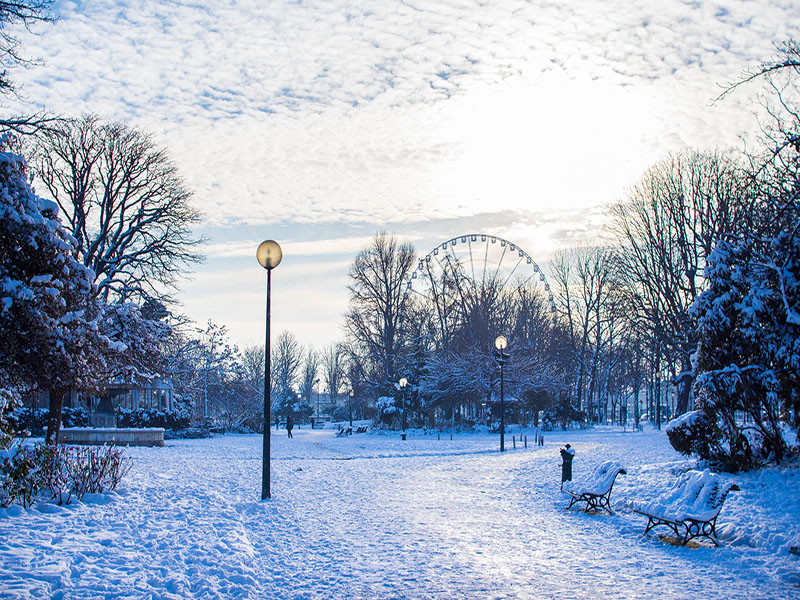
[400,433,407,441]
[560,444,575,484]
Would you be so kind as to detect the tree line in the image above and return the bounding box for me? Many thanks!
[0,2,797,470]
[340,43,800,471]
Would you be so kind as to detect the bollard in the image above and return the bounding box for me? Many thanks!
[450,432,453,441]
[524,435,527,448]
[438,432,440,441]
[513,435,516,449]
[560,444,575,488]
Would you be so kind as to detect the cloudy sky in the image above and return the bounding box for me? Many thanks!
[5,0,800,350]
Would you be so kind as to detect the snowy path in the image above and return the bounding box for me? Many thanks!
[1,428,798,599]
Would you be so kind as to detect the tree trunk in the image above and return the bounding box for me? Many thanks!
[45,388,67,445]
[675,358,693,415]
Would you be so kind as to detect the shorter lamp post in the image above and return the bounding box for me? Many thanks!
[257,239,282,500]
[399,377,408,439]
[494,335,509,452]
[314,378,320,421]
[349,390,354,428]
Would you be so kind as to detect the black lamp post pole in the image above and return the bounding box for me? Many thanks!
[262,268,272,500]
[402,388,406,433]
[257,239,281,501]
[499,359,505,452]
[494,336,508,454]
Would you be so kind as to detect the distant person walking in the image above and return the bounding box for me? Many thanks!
[286,414,294,438]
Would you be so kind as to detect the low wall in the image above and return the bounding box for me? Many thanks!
[59,427,165,447]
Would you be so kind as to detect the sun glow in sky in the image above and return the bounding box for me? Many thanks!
[5,0,800,350]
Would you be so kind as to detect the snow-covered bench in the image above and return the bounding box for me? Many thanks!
[335,427,352,437]
[632,469,740,547]
[563,460,627,515]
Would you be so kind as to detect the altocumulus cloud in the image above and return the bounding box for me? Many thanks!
[19,0,793,116]
[5,0,799,230]
[4,0,800,348]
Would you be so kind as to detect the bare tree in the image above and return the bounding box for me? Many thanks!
[345,232,416,386]
[0,1,52,95]
[271,330,302,416]
[610,150,749,416]
[29,115,203,303]
[298,347,320,411]
[239,344,265,400]
[322,342,346,414]
[550,246,616,418]
[198,321,237,421]
[0,1,61,136]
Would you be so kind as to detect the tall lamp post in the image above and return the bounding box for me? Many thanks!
[494,335,509,452]
[399,377,408,439]
[257,239,282,500]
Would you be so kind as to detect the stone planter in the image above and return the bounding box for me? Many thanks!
[58,427,165,447]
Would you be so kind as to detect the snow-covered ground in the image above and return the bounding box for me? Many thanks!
[1,426,799,599]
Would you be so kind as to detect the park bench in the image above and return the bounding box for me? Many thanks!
[632,469,740,547]
[355,426,368,434]
[563,460,627,515]
[335,427,352,437]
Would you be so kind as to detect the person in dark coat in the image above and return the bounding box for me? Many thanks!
[286,414,294,438]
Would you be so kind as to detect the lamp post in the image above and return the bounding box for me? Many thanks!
[399,377,408,439]
[257,239,282,500]
[314,378,320,421]
[349,389,354,428]
[494,335,509,452]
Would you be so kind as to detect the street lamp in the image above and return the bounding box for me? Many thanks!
[494,335,509,452]
[257,239,282,500]
[399,377,408,439]
[349,389,354,428]
[314,378,320,422]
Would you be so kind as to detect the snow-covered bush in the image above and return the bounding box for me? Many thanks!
[329,404,351,423]
[0,388,19,452]
[164,426,214,440]
[0,441,41,507]
[375,395,399,426]
[665,408,720,461]
[8,407,90,434]
[0,442,131,508]
[116,407,190,430]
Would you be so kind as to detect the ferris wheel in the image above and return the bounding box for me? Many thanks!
[403,234,556,348]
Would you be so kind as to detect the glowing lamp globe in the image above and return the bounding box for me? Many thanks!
[257,240,283,270]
